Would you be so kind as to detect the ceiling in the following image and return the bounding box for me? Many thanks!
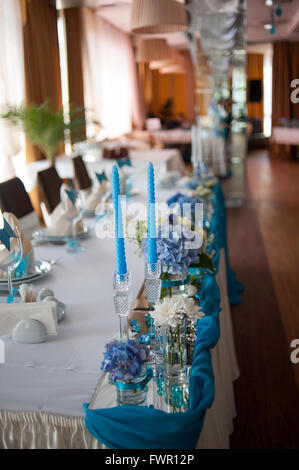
[56,0,299,44]
[247,0,299,42]
[55,0,188,47]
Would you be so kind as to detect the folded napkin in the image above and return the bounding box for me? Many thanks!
[79,188,92,206]
[0,212,35,279]
[46,203,84,237]
[0,301,58,336]
[85,185,107,213]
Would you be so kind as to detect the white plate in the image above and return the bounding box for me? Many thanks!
[32,226,89,242]
[0,260,52,289]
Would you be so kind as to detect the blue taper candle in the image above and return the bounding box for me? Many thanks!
[112,165,127,275]
[147,162,157,264]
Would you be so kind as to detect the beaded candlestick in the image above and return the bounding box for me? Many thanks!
[111,165,130,342]
[147,162,157,265]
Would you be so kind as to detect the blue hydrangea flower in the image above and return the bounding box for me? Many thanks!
[142,218,201,274]
[167,193,202,217]
[101,339,150,383]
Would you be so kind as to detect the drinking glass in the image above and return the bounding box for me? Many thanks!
[60,183,84,252]
[0,218,23,302]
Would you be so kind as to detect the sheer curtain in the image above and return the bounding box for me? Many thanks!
[0,0,25,182]
[81,7,144,139]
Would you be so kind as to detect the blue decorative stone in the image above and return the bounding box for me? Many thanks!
[130,319,141,333]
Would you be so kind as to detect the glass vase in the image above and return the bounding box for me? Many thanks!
[163,319,187,372]
[162,318,189,413]
[113,366,149,407]
[160,271,190,299]
[164,368,189,413]
[186,267,200,368]
[186,317,198,367]
[188,265,201,300]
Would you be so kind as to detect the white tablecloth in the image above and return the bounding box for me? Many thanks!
[0,156,238,449]
[271,127,299,145]
[198,128,228,177]
[151,129,191,145]
[21,149,184,193]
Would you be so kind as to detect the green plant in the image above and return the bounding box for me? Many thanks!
[1,101,86,163]
[159,97,174,121]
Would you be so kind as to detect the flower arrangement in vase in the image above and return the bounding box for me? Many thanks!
[140,214,213,300]
[151,296,204,412]
[101,339,152,406]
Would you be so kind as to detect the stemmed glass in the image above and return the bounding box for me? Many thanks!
[0,217,23,303]
[60,183,84,253]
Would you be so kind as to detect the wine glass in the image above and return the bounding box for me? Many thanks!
[60,183,84,253]
[0,217,23,303]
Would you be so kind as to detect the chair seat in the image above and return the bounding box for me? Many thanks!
[37,166,62,215]
[0,177,40,239]
[73,155,92,191]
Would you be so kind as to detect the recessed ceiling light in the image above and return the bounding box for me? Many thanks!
[264,24,272,29]
[265,0,273,6]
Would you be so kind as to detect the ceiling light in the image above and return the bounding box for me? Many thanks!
[131,0,188,34]
[135,38,170,62]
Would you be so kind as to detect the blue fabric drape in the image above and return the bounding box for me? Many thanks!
[83,182,242,449]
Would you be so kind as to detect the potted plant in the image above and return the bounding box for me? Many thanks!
[1,100,86,164]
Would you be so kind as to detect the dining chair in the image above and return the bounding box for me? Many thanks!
[37,166,62,221]
[0,177,40,238]
[72,155,92,191]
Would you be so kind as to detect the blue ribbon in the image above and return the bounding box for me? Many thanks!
[96,171,108,184]
[113,368,153,392]
[0,219,17,251]
[161,275,190,288]
[116,157,132,169]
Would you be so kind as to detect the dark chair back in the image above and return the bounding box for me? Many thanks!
[37,166,62,214]
[72,155,91,190]
[0,177,34,219]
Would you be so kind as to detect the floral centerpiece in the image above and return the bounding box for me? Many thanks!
[139,214,213,299]
[101,339,151,406]
[151,296,204,412]
[167,188,214,232]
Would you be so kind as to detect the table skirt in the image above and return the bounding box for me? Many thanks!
[0,410,98,449]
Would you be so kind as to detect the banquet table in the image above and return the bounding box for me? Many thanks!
[21,148,185,194]
[0,159,240,449]
[198,128,227,177]
[271,127,299,145]
[150,129,191,145]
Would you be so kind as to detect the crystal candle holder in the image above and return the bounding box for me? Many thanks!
[145,261,161,307]
[113,272,132,342]
[144,261,162,369]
